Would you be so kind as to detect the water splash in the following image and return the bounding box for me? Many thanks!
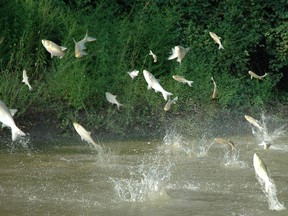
[111,159,171,202]
[223,149,247,168]
[250,113,286,149]
[6,133,32,155]
[255,175,286,211]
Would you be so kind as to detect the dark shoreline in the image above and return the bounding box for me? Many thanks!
[7,105,287,148]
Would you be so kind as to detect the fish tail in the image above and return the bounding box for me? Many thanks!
[188,81,193,87]
[218,44,224,49]
[11,126,25,141]
[162,91,173,101]
[117,103,124,110]
[261,73,268,79]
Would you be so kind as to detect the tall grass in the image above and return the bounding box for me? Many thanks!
[0,0,286,135]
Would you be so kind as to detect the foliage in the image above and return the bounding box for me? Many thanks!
[0,0,287,135]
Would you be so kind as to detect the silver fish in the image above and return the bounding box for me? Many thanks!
[143,70,173,101]
[149,50,157,63]
[209,32,224,49]
[168,46,190,63]
[41,39,67,58]
[2,109,17,129]
[244,115,263,130]
[253,153,273,192]
[172,75,193,87]
[0,100,25,141]
[105,92,123,109]
[248,71,268,80]
[213,137,235,151]
[127,70,139,79]
[73,122,103,151]
[211,76,217,100]
[73,32,96,58]
[22,70,32,91]
[164,96,178,111]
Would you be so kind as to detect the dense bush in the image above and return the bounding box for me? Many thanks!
[0,0,287,134]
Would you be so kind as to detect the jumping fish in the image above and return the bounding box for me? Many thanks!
[213,137,235,150]
[0,100,25,141]
[127,70,139,79]
[143,70,173,101]
[105,92,123,109]
[211,76,217,100]
[209,32,224,49]
[73,32,96,58]
[149,50,157,62]
[41,39,66,58]
[244,115,263,130]
[22,70,32,91]
[73,122,103,151]
[172,75,193,87]
[164,96,178,111]
[253,153,273,192]
[248,71,268,80]
[2,109,17,129]
[168,46,190,63]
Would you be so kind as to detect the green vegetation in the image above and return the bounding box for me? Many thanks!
[0,0,287,135]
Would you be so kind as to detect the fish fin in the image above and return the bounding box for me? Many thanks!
[187,81,193,87]
[162,91,173,101]
[168,50,177,60]
[117,103,124,110]
[218,44,224,49]
[50,53,54,58]
[11,126,25,141]
[60,46,67,51]
[86,36,96,42]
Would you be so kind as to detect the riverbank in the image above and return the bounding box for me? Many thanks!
[7,103,287,148]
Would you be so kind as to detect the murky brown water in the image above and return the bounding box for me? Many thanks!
[0,129,287,216]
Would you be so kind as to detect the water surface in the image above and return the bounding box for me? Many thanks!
[0,130,287,216]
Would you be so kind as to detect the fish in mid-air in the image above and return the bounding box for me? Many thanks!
[143,70,173,101]
[73,122,103,151]
[149,50,157,63]
[248,71,268,80]
[22,70,32,91]
[253,153,273,192]
[213,137,235,151]
[41,39,67,58]
[244,115,263,130]
[2,109,17,129]
[209,32,224,49]
[0,100,25,141]
[168,46,190,63]
[172,75,193,87]
[73,32,96,58]
[105,92,123,109]
[127,70,139,79]
[211,76,217,100]
[164,96,178,111]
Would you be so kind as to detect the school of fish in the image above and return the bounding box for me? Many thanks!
[0,28,284,211]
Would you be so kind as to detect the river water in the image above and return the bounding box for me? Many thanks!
[0,122,287,215]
